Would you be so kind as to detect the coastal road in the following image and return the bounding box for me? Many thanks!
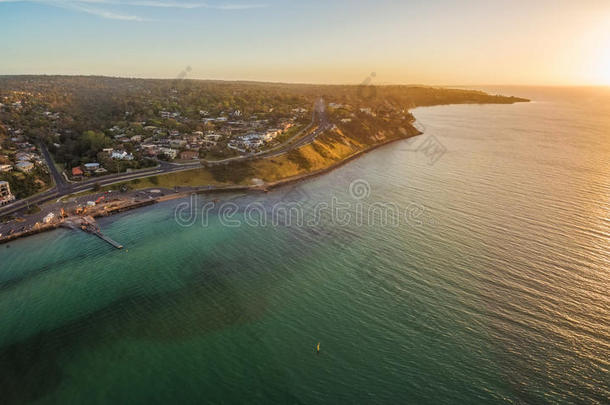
[0,165,174,217]
[39,142,68,192]
[0,99,331,218]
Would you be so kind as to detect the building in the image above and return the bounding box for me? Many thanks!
[84,163,100,171]
[111,150,134,160]
[204,134,222,142]
[0,180,16,206]
[15,161,34,173]
[169,139,187,148]
[72,166,84,178]
[0,164,13,173]
[180,150,199,160]
[15,152,32,161]
[159,148,178,159]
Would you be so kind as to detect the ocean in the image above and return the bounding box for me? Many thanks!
[1,87,608,404]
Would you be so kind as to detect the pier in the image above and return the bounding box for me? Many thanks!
[79,216,123,249]
[91,229,123,249]
[62,216,124,249]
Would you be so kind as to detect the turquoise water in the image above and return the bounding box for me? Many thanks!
[1,87,609,404]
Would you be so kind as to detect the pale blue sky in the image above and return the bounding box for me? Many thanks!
[1,0,609,84]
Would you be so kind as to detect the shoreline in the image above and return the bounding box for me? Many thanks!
[0,130,419,246]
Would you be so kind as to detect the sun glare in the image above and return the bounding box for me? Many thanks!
[595,36,610,85]
[598,46,610,85]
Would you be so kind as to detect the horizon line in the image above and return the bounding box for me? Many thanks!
[0,73,608,88]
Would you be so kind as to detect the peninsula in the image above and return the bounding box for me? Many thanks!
[0,76,528,243]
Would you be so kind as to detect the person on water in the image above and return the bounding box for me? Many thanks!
[316,342,320,354]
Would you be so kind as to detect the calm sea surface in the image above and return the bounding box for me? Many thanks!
[1,87,608,404]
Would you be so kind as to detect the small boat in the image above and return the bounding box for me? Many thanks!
[316,342,320,354]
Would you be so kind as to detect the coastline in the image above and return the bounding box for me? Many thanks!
[0,128,420,246]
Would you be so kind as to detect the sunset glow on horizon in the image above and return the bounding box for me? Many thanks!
[1,0,610,86]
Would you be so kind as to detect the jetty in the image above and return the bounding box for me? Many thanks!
[63,216,123,249]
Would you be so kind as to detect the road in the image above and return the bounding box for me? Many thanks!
[39,142,68,192]
[0,99,330,218]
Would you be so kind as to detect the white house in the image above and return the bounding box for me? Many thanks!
[159,148,178,159]
[84,163,100,171]
[15,161,34,173]
[0,180,16,206]
[111,151,134,161]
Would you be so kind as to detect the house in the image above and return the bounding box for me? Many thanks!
[159,148,178,159]
[0,164,12,173]
[84,163,100,171]
[102,148,114,154]
[169,139,186,148]
[72,167,84,178]
[94,167,108,175]
[111,151,134,160]
[15,161,34,173]
[204,134,222,142]
[180,150,199,160]
[0,180,16,206]
[15,152,32,161]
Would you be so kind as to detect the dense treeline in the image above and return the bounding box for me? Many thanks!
[0,76,527,125]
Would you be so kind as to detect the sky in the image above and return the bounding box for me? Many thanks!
[1,0,609,85]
